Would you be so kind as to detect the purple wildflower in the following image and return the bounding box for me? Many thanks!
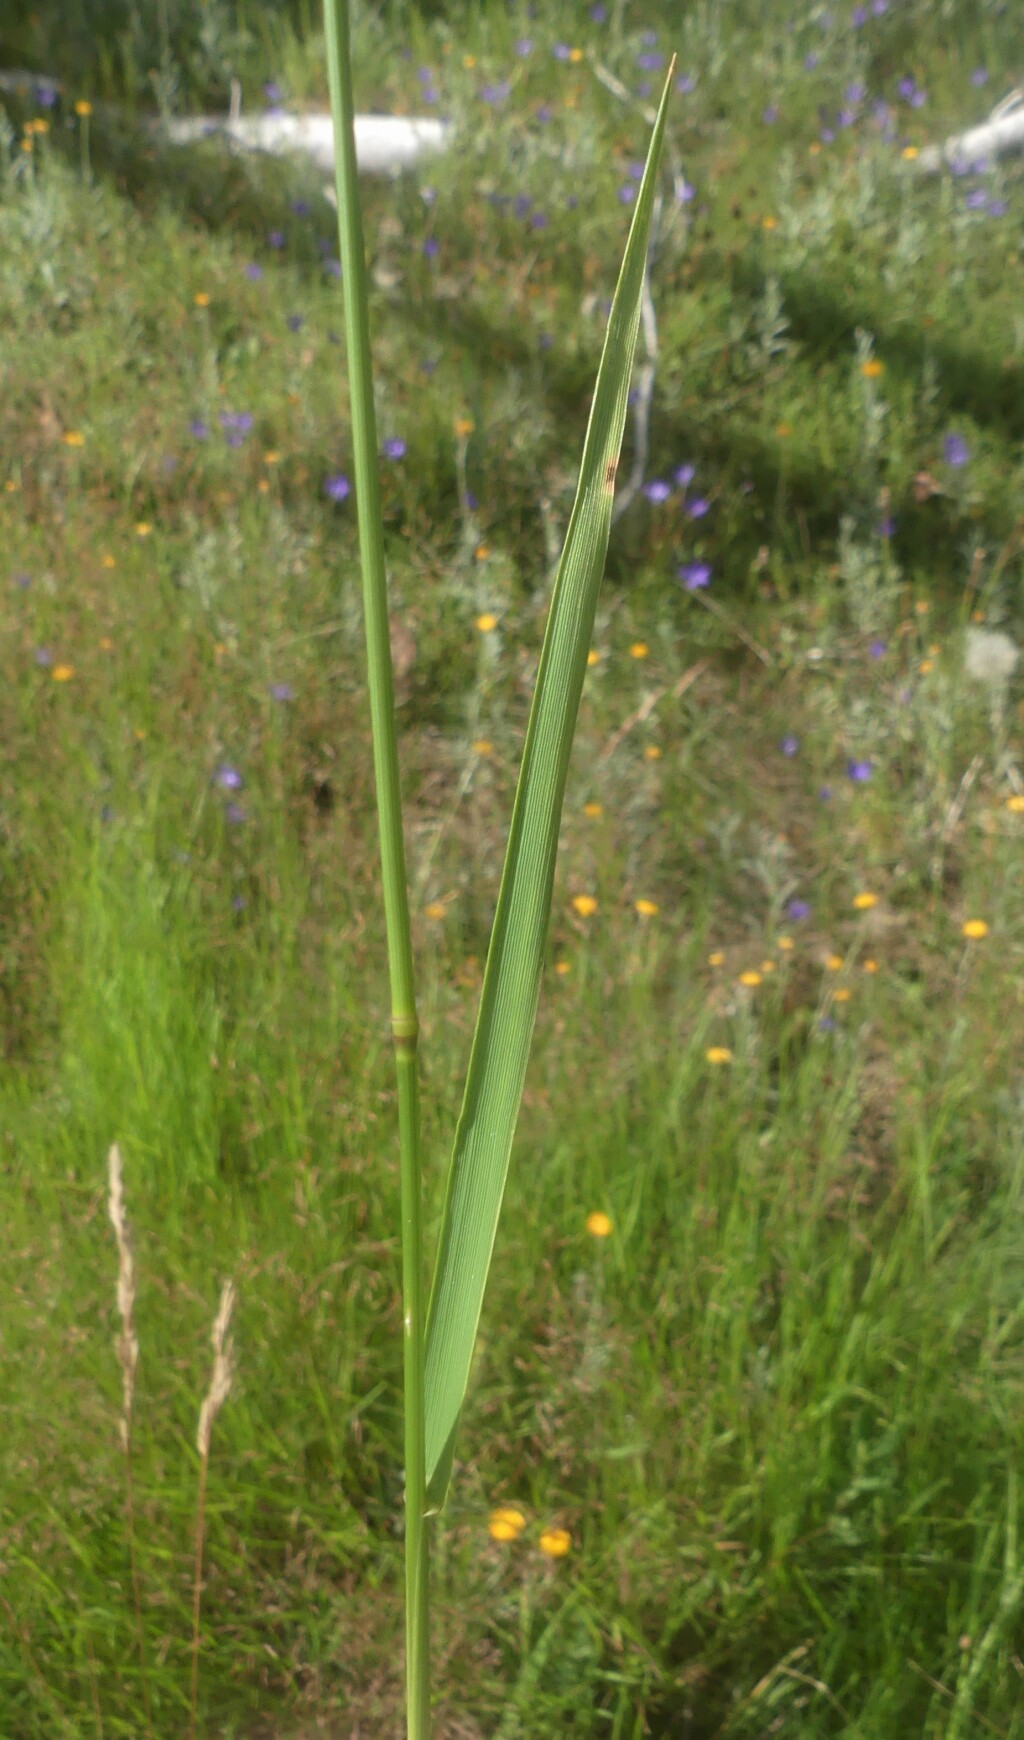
[987,197,1008,217]
[847,759,873,782]
[264,81,283,107]
[589,2,607,19]
[324,474,350,501]
[686,497,710,519]
[643,480,672,503]
[268,229,285,249]
[944,433,970,467]
[480,82,511,104]
[216,765,243,791]
[515,38,533,56]
[628,161,645,181]
[971,68,989,87]
[787,899,811,921]
[674,462,696,488]
[286,314,303,332]
[965,188,989,210]
[780,736,799,757]
[423,237,439,258]
[852,3,868,20]
[225,803,247,825]
[676,177,696,203]
[819,786,833,802]
[675,72,696,94]
[763,105,779,124]
[13,572,30,589]
[231,894,247,912]
[189,419,208,440]
[637,52,664,71]
[869,639,887,659]
[514,195,532,218]
[382,438,407,460]
[269,682,294,702]
[617,185,636,205]
[553,44,571,62]
[530,211,549,229]
[35,647,53,667]
[244,263,263,281]
[36,83,58,107]
[805,52,819,71]
[877,516,895,538]
[291,198,311,218]
[220,411,253,439]
[677,561,712,590]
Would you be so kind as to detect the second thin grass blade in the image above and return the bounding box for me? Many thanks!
[423,60,675,1512]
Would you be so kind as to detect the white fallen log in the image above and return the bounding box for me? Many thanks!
[0,70,451,177]
[918,88,1024,173]
[162,110,451,177]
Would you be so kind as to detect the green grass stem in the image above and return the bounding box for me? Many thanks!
[321,2,429,1733]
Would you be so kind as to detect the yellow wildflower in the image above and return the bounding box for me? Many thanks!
[101,553,115,568]
[263,450,281,465]
[425,902,447,921]
[863,959,878,973]
[708,951,725,967]
[583,801,603,818]
[853,892,878,910]
[705,1046,733,1065]
[629,642,649,659]
[475,544,489,561]
[475,612,498,632]
[777,936,794,952]
[634,898,659,917]
[586,1211,613,1238]
[1006,795,1024,813]
[833,987,851,1003]
[554,960,571,976]
[861,359,884,379]
[539,1527,572,1558]
[587,649,600,667]
[135,522,152,537]
[194,291,210,307]
[454,417,474,438]
[643,745,662,761]
[488,1506,525,1543]
[962,919,988,940]
[52,664,75,682]
[572,894,598,918]
[75,99,92,117]
[825,954,844,972]
[901,145,919,160]
[472,739,493,756]
[739,970,762,988]
[62,431,85,447]
[776,421,792,438]
[762,215,778,231]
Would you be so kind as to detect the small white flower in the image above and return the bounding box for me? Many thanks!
[964,628,1019,690]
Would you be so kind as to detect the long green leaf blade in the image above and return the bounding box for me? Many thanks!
[423,62,675,1510]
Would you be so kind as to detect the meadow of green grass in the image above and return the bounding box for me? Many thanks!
[1,0,1023,1734]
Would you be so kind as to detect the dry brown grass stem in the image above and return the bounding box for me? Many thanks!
[106,1142,153,1737]
[189,1279,236,1740]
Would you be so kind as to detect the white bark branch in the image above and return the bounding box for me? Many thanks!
[918,89,1024,173]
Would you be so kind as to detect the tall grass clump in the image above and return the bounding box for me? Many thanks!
[321,2,674,1730]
